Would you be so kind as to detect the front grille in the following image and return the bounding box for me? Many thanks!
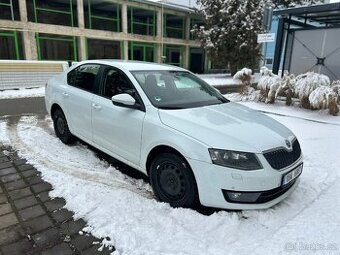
[264,139,301,170]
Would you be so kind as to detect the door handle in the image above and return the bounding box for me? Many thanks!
[92,103,102,110]
[62,92,69,98]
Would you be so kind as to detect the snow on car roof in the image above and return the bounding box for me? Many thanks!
[78,60,185,72]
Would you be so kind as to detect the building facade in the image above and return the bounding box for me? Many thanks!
[0,0,206,73]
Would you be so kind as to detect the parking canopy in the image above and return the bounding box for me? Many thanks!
[273,3,340,80]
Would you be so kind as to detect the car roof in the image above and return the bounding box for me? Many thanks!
[76,60,186,72]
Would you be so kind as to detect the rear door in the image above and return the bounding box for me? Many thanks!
[64,64,101,141]
[91,65,146,165]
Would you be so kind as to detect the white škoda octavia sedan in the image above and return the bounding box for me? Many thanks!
[45,60,303,210]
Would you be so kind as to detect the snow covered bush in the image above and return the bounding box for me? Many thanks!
[233,68,253,93]
[275,72,296,106]
[257,67,281,104]
[294,72,330,109]
[331,80,340,104]
[309,86,339,116]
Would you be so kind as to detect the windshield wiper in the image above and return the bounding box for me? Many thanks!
[158,106,184,110]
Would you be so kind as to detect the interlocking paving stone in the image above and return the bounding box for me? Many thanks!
[0,213,19,230]
[45,198,66,212]
[72,234,97,251]
[51,209,74,224]
[1,238,33,255]
[36,191,50,202]
[0,146,114,254]
[0,162,12,170]
[0,194,7,204]
[17,164,34,172]
[0,225,25,246]
[13,195,38,210]
[0,167,16,176]
[0,173,21,183]
[81,244,113,255]
[26,175,43,185]
[18,205,45,221]
[4,179,27,191]
[32,228,61,248]
[22,169,40,178]
[22,215,53,235]
[60,219,86,236]
[31,182,53,194]
[41,243,73,255]
[8,187,33,200]
[0,156,9,164]
[0,203,12,216]
[13,159,27,166]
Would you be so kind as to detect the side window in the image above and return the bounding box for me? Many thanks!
[102,68,136,99]
[67,64,100,93]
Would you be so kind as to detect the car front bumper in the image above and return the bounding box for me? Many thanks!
[187,156,302,210]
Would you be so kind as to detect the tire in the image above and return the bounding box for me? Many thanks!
[52,109,75,144]
[149,153,198,208]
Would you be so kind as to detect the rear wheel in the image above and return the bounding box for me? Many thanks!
[52,109,75,144]
[149,153,198,208]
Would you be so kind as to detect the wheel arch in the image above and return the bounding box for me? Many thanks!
[146,145,188,176]
[50,103,63,118]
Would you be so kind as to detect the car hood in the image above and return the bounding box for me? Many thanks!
[158,102,295,153]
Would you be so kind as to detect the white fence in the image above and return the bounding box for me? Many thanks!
[0,60,69,90]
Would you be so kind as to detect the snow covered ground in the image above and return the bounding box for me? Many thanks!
[0,103,339,255]
[0,87,45,99]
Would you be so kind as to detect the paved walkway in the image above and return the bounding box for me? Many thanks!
[0,145,114,255]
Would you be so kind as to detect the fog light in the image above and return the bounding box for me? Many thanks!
[222,190,261,203]
[229,192,242,200]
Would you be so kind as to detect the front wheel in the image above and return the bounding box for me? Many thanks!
[149,153,198,208]
[52,109,75,144]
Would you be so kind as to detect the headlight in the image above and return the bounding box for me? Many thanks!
[208,149,262,170]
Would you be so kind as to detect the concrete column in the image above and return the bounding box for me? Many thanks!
[19,0,37,60]
[185,16,191,41]
[18,0,28,22]
[77,0,84,29]
[157,8,162,38]
[77,0,86,61]
[79,37,87,61]
[122,2,128,34]
[123,40,129,60]
[156,9,163,63]
[183,45,190,69]
[23,32,38,60]
[122,1,128,60]
[156,44,162,64]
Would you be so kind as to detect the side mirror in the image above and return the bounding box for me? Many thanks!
[111,93,136,108]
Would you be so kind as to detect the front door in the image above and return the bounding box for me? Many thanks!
[91,66,146,165]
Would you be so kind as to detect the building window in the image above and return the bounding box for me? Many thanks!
[0,0,20,20]
[190,18,205,40]
[84,1,120,32]
[26,0,77,27]
[0,30,23,60]
[164,45,183,67]
[128,7,156,36]
[128,42,155,62]
[164,14,185,39]
[36,33,78,61]
[87,38,121,59]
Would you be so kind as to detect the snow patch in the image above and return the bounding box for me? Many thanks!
[0,87,45,99]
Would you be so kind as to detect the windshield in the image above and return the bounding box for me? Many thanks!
[131,70,229,109]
